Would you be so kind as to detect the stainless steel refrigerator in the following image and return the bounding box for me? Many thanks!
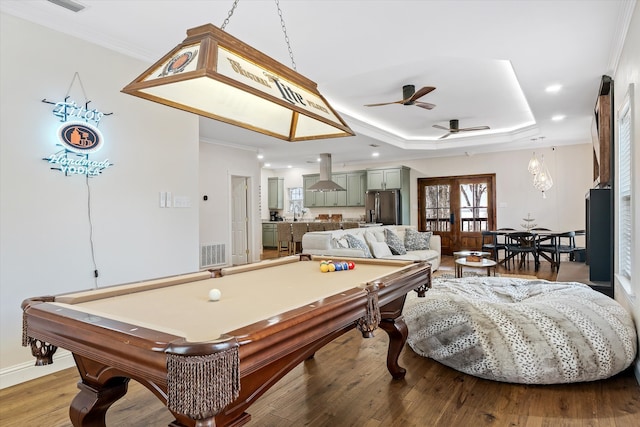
[365,190,401,225]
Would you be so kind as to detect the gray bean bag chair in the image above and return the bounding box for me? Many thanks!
[403,277,637,384]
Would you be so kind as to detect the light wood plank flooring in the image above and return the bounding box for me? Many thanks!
[2,255,638,426]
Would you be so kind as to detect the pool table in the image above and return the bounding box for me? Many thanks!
[22,255,431,427]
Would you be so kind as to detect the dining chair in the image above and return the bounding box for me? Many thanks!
[538,231,576,272]
[504,231,539,271]
[571,229,586,261]
[481,230,506,263]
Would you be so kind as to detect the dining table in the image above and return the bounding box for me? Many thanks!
[492,229,568,271]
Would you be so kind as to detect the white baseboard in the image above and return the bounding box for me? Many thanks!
[0,350,75,390]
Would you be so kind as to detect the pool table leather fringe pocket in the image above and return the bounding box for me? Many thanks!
[356,287,381,337]
[166,346,240,420]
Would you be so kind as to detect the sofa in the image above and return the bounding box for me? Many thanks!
[301,225,441,271]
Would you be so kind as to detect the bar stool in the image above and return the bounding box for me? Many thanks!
[291,222,308,254]
[341,222,359,229]
[276,223,292,255]
[308,222,325,232]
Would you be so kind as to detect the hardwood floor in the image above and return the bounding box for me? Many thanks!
[3,254,638,427]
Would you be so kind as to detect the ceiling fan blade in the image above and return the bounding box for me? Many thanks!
[414,101,436,110]
[364,100,403,107]
[439,132,452,139]
[432,124,450,131]
[409,86,436,102]
[460,126,491,131]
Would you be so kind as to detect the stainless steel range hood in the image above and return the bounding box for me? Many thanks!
[308,153,346,192]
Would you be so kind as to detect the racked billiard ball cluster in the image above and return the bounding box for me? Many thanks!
[319,260,355,273]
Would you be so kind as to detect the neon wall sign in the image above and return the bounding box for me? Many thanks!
[43,97,113,176]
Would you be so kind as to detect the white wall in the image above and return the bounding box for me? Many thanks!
[199,142,262,263]
[0,14,200,385]
[612,2,640,382]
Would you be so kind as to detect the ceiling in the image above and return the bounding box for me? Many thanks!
[2,0,635,169]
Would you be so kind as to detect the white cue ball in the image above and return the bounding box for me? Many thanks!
[208,288,221,301]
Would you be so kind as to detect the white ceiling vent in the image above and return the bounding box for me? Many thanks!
[47,0,85,13]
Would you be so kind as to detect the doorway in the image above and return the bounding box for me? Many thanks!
[418,174,496,255]
[231,176,250,265]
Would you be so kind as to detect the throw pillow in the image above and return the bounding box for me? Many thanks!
[369,241,393,258]
[384,229,407,255]
[332,237,349,249]
[405,229,433,251]
[343,234,373,258]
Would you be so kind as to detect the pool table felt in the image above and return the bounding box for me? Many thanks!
[51,257,415,342]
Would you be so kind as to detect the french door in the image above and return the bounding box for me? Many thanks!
[418,174,496,255]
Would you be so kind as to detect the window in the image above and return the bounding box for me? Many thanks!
[617,85,633,290]
[288,187,303,215]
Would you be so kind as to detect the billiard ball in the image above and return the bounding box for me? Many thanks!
[328,263,336,272]
[348,262,355,270]
[320,263,330,273]
[208,288,221,301]
[335,263,343,271]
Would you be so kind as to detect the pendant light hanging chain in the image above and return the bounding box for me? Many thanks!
[221,0,240,30]
[274,0,297,71]
[220,0,297,71]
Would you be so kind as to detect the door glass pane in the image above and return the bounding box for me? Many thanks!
[424,184,450,231]
[459,183,488,232]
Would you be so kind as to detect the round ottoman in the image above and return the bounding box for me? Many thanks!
[403,277,637,384]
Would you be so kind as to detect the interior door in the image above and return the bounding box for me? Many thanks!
[231,176,249,265]
[418,174,496,255]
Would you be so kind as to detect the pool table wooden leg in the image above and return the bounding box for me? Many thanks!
[378,317,408,380]
[69,354,129,427]
[70,378,129,427]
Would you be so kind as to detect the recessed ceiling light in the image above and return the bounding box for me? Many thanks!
[551,115,566,121]
[317,157,322,162]
[257,154,264,159]
[372,152,380,157]
[287,165,292,168]
[264,163,271,167]
[545,84,562,93]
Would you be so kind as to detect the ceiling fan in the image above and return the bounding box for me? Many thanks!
[433,119,490,139]
[365,85,436,110]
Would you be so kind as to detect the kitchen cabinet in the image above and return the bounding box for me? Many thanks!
[268,177,284,210]
[367,167,408,190]
[303,170,367,207]
[303,175,324,207]
[346,171,366,206]
[324,174,347,206]
[262,223,277,248]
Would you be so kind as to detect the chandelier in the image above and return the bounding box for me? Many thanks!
[527,138,553,198]
[532,154,553,198]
